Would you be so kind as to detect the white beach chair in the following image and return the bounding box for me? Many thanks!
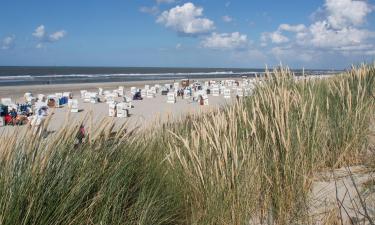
[203,94,209,106]
[118,86,124,97]
[116,103,128,118]
[224,89,231,99]
[90,93,99,104]
[146,89,155,98]
[183,89,191,99]
[98,88,104,96]
[68,99,79,113]
[80,90,87,99]
[212,87,220,97]
[237,88,244,97]
[108,103,116,117]
[1,98,12,106]
[167,92,176,104]
[174,82,179,90]
[130,87,137,96]
[105,93,116,104]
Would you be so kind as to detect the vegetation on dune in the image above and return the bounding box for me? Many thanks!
[0,64,374,224]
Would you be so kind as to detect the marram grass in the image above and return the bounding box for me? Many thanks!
[0,64,374,225]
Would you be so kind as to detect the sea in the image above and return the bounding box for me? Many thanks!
[0,66,341,86]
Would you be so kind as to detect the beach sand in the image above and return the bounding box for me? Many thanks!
[0,79,235,133]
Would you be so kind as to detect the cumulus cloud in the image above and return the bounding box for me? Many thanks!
[32,25,46,38]
[261,31,289,44]
[1,35,15,50]
[222,15,233,23]
[279,24,306,33]
[325,0,372,29]
[157,2,215,35]
[201,32,249,50]
[261,0,375,60]
[32,25,66,48]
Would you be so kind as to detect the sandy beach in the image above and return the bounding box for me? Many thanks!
[0,78,236,133]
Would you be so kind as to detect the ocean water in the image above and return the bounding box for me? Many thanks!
[0,66,339,86]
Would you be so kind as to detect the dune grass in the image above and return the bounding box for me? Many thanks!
[0,64,374,224]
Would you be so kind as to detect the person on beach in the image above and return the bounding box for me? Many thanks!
[9,108,18,125]
[75,124,85,147]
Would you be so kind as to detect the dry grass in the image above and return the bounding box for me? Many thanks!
[0,64,373,224]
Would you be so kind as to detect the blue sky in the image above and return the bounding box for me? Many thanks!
[0,0,374,69]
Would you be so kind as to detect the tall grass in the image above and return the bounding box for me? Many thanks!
[166,65,374,224]
[0,64,373,224]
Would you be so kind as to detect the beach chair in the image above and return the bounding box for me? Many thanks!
[63,92,73,99]
[124,96,133,108]
[141,89,147,98]
[146,89,155,98]
[237,88,244,97]
[173,82,179,90]
[145,85,150,90]
[183,89,191,99]
[1,98,12,106]
[203,94,209,106]
[98,88,104,96]
[116,103,128,118]
[80,90,87,99]
[37,94,46,102]
[83,92,90,103]
[244,88,253,97]
[118,86,124,97]
[212,87,220,97]
[68,99,79,113]
[224,89,231,99]
[47,95,60,108]
[55,93,63,98]
[105,93,116,104]
[167,92,176,104]
[130,87,137,96]
[108,103,116,117]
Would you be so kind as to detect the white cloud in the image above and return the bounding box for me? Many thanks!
[157,2,215,35]
[201,32,249,50]
[222,15,233,23]
[306,20,374,49]
[32,25,46,38]
[261,24,306,46]
[32,25,67,48]
[261,31,289,44]
[261,0,375,59]
[279,24,306,33]
[325,0,372,29]
[49,30,66,42]
[1,35,15,50]
[176,43,182,49]
[270,45,319,63]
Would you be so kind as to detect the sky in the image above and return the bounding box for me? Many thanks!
[0,0,375,69]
